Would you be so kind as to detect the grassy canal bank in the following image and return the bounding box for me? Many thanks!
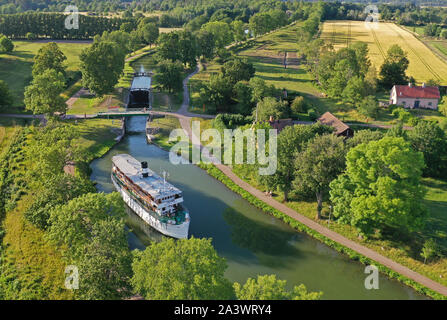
[0,118,121,299]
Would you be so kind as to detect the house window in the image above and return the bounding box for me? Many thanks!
[402,101,406,106]
[428,102,432,106]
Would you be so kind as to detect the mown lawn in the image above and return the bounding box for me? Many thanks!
[0,41,90,111]
[72,118,122,161]
[150,115,183,149]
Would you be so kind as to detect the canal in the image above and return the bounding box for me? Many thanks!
[90,116,426,300]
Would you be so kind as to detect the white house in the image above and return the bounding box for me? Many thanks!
[389,83,440,110]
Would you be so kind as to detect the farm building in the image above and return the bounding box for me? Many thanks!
[318,112,353,138]
[389,83,440,110]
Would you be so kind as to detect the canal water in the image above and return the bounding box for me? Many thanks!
[90,116,426,300]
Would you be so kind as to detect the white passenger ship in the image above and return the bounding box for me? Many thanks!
[111,154,190,239]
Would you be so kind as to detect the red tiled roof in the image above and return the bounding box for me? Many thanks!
[394,85,440,99]
[318,112,350,135]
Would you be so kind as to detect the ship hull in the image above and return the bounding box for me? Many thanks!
[112,174,189,239]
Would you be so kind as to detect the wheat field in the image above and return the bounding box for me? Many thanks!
[321,20,447,85]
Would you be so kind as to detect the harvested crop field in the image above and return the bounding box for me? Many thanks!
[321,20,447,84]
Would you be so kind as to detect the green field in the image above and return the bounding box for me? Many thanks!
[190,23,339,115]
[0,41,90,111]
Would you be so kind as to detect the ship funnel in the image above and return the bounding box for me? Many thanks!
[141,161,149,178]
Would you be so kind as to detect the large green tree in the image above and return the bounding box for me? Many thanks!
[261,124,333,201]
[80,41,125,96]
[32,42,67,77]
[139,22,159,47]
[329,136,427,236]
[379,44,409,89]
[201,21,233,48]
[131,237,234,300]
[407,120,447,178]
[221,58,255,85]
[234,275,322,300]
[253,97,288,122]
[294,134,346,219]
[47,192,132,299]
[24,69,66,115]
[155,59,184,93]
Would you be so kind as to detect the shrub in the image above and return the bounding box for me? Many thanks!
[307,108,318,121]
[26,32,36,40]
[291,96,307,114]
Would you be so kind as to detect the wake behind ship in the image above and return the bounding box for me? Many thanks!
[111,154,190,239]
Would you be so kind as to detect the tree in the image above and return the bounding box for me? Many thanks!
[75,218,132,299]
[95,31,132,56]
[25,174,95,229]
[0,34,13,53]
[196,30,215,60]
[342,76,367,105]
[202,73,234,112]
[294,134,346,219]
[379,45,409,89]
[407,120,447,178]
[0,80,12,110]
[24,69,66,115]
[221,58,255,85]
[249,77,277,103]
[291,96,307,114]
[47,192,132,299]
[234,275,322,300]
[155,60,183,93]
[233,81,253,115]
[157,31,181,62]
[178,30,198,67]
[47,192,125,256]
[231,20,246,43]
[139,22,159,47]
[253,97,288,122]
[249,12,272,36]
[329,137,427,237]
[420,239,438,264]
[201,21,233,49]
[80,41,125,96]
[358,95,379,120]
[347,129,383,149]
[32,42,67,77]
[131,237,234,300]
[264,124,333,201]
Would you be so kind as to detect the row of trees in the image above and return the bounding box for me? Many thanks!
[0,13,135,39]
[132,237,322,300]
